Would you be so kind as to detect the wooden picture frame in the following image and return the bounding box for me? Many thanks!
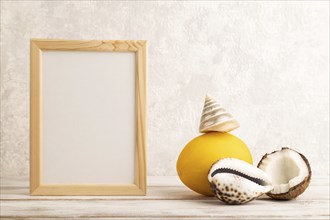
[30,39,147,195]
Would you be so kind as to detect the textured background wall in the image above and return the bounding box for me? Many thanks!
[1,1,329,178]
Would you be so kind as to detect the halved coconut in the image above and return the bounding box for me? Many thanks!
[257,147,312,200]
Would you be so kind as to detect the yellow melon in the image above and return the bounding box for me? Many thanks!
[176,132,253,196]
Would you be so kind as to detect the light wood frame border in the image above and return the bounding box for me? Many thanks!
[30,39,147,196]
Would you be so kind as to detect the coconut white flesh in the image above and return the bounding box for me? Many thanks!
[258,149,309,194]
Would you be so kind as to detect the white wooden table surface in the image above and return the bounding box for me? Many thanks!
[0,176,329,219]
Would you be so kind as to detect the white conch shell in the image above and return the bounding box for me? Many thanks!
[199,95,239,133]
[208,158,273,205]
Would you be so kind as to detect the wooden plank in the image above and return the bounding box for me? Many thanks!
[2,175,327,187]
[0,176,329,219]
[32,39,146,52]
[1,199,329,219]
[30,184,145,196]
[1,176,329,200]
[29,41,42,195]
[1,184,329,201]
[1,218,329,220]
[134,41,147,194]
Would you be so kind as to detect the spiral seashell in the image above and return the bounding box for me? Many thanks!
[199,95,239,133]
